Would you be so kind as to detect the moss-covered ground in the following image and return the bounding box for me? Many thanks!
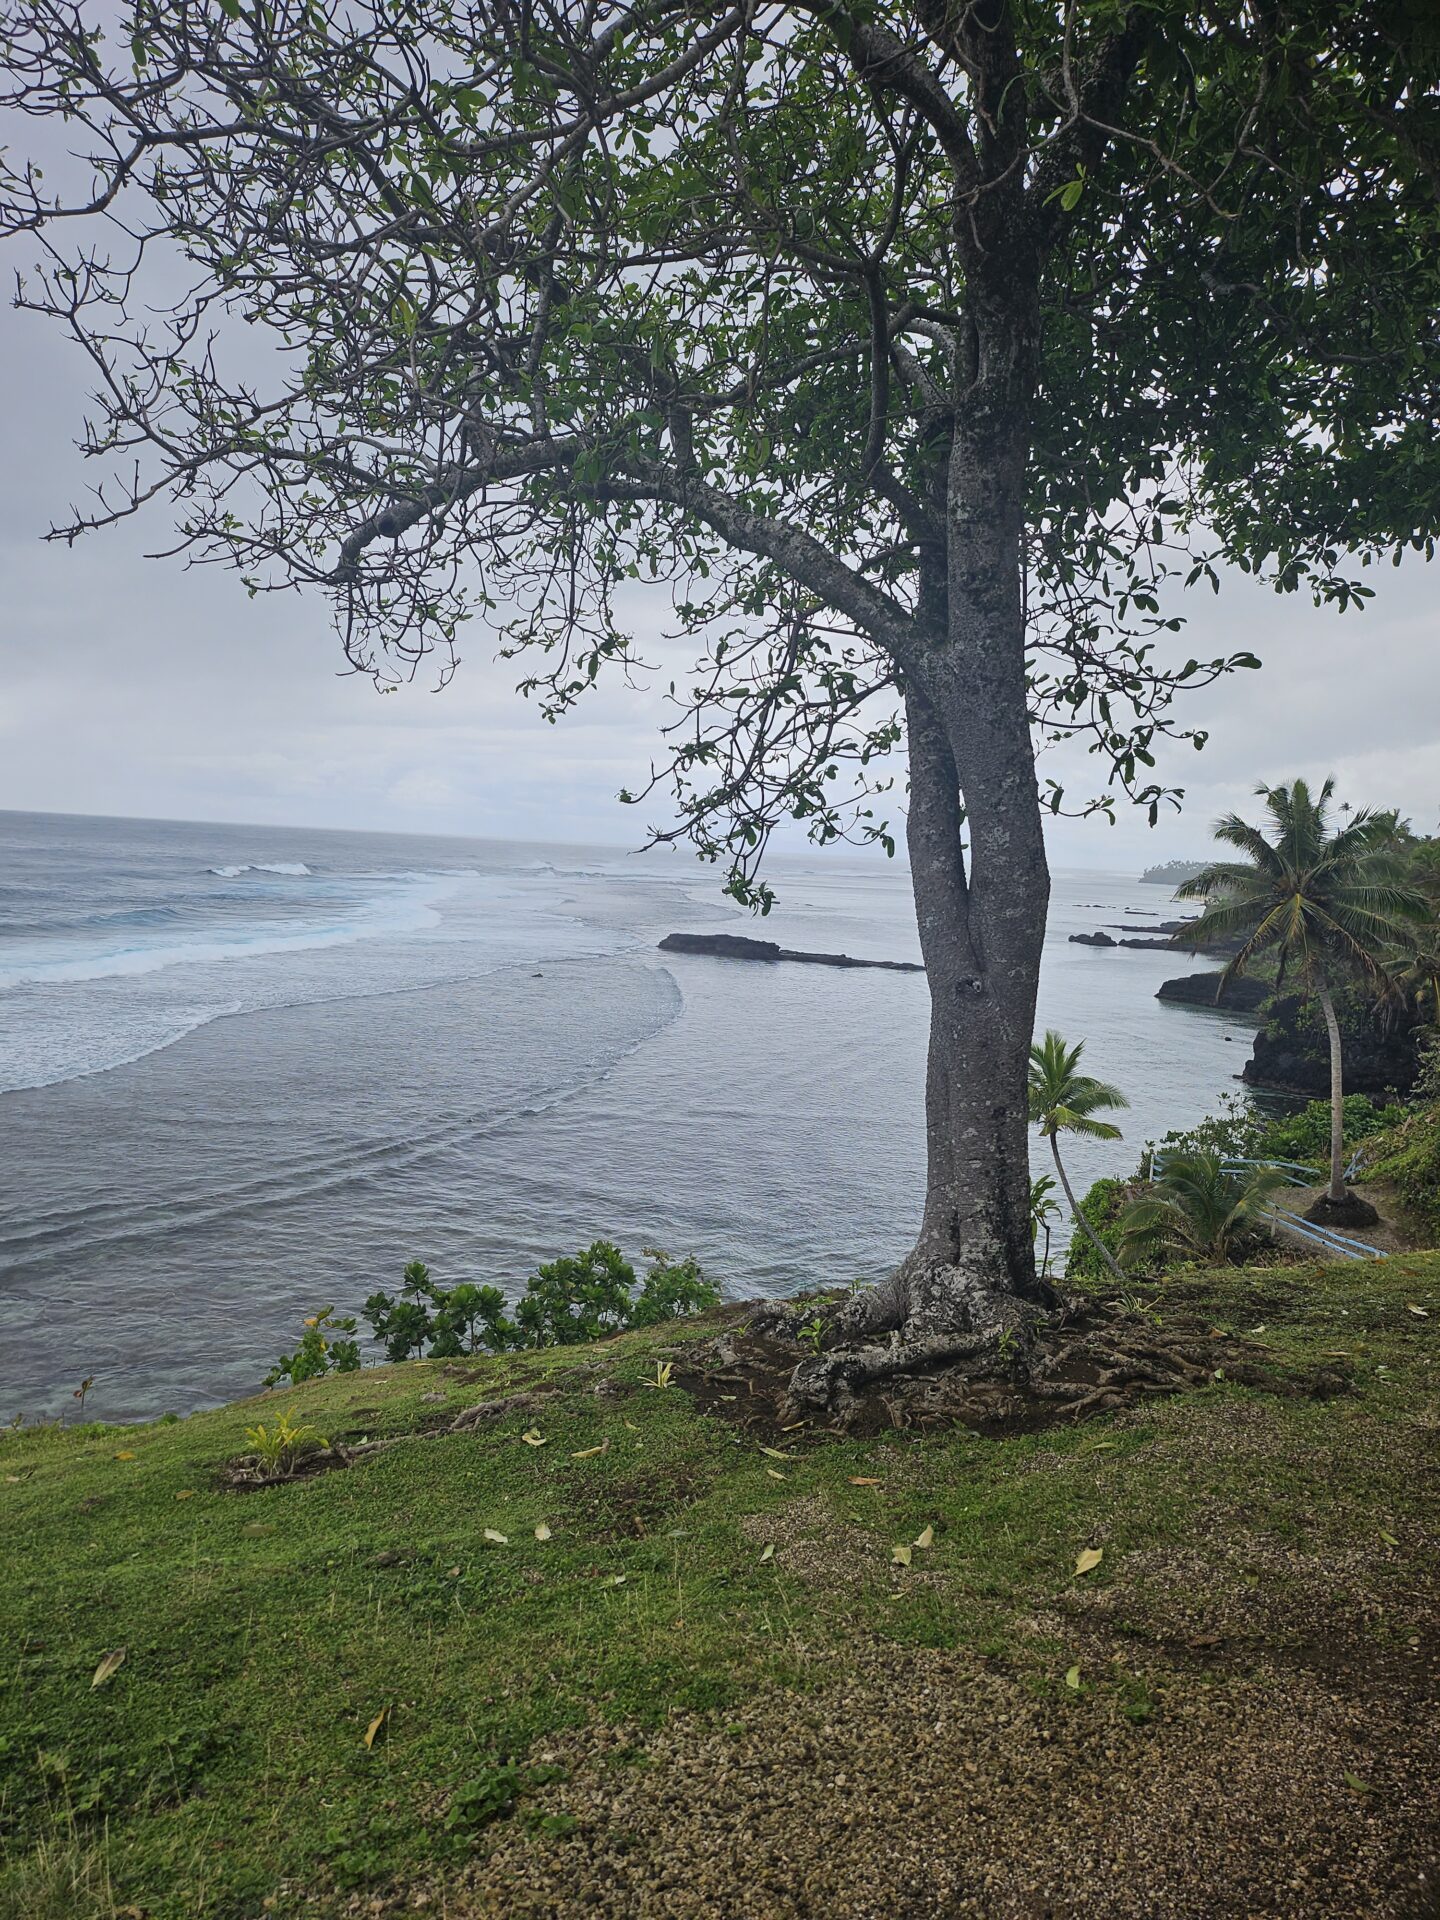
[3,1255,1438,1918]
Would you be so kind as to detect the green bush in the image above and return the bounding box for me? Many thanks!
[358,1243,720,1364]
[1360,1102,1440,1240]
[1064,1178,1128,1285]
[1253,1094,1405,1166]
[1145,1094,1263,1169]
[1144,1092,1404,1178]
[265,1307,361,1387]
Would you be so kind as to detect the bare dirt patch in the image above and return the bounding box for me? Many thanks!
[674,1299,1350,1441]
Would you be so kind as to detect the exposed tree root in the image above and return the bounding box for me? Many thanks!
[676,1292,1351,1440]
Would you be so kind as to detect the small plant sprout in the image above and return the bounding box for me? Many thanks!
[798,1317,826,1355]
[244,1414,325,1476]
[71,1376,96,1419]
[644,1360,674,1390]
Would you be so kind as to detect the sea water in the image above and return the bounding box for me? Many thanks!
[0,810,1252,1419]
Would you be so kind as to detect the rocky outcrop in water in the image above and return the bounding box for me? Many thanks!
[1155,972,1269,1013]
[658,932,923,973]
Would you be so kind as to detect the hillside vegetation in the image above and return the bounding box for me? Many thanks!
[3,1258,1438,1919]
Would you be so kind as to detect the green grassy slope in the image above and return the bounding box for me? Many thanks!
[3,1257,1438,1919]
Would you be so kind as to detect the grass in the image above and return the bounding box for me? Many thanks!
[2,1255,1438,1919]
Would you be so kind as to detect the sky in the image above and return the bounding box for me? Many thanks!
[1,290,1436,871]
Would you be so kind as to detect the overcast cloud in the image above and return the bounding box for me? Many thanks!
[1,294,1435,872]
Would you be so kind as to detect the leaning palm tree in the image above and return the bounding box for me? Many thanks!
[1117,1152,1289,1271]
[1027,1031,1129,1285]
[1176,779,1424,1220]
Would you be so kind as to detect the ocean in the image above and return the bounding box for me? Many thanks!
[0,809,1254,1421]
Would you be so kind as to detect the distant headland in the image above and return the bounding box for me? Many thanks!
[1140,859,1209,887]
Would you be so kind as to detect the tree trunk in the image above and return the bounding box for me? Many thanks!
[903,676,1049,1304]
[1317,982,1346,1202]
[782,174,1052,1395]
[1049,1132,1126,1286]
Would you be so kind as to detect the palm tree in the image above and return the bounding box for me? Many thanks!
[1117,1152,1288,1271]
[1027,1031,1130,1285]
[1029,1174,1061,1280]
[1176,778,1424,1218]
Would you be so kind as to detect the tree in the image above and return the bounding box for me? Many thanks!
[1027,1031,1128,1286]
[1116,1150,1286,1271]
[1389,839,1440,1030]
[3,3,1438,1401]
[1029,1173,1061,1282]
[1177,780,1424,1221]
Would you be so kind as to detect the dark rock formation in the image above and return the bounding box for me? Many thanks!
[1068,930,1117,947]
[1156,971,1269,1013]
[658,932,923,973]
[1115,936,1200,952]
[1242,992,1420,1096]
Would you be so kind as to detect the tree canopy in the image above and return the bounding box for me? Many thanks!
[4,1,1437,900]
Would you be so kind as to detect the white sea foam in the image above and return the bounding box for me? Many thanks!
[0,1000,242,1095]
[0,873,462,991]
[207,861,313,877]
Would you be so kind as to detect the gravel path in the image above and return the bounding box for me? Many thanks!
[441,1615,1437,1918]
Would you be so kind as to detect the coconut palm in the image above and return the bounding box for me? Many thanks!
[1117,1152,1288,1271]
[1027,1031,1130,1285]
[1176,779,1424,1216]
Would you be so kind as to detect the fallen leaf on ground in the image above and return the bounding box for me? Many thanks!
[758,1446,790,1460]
[113,1451,136,1461]
[483,1528,508,1544]
[91,1649,127,1690]
[760,1544,775,1563]
[1406,1304,1429,1318]
[765,1468,787,1481]
[848,1476,883,1486]
[1378,1529,1400,1547]
[520,1428,546,1447]
[174,1489,195,1501]
[571,1442,610,1459]
[1344,1772,1372,1795]
[363,1706,389,1750]
[780,1421,807,1432]
[600,1573,627,1588]
[1065,1664,1082,1691]
[446,1565,461,1577]
[1074,1546,1104,1577]
[623,1419,639,1431]
[891,1544,913,1568]
[913,1526,934,1549]
[534,1523,552,1541]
